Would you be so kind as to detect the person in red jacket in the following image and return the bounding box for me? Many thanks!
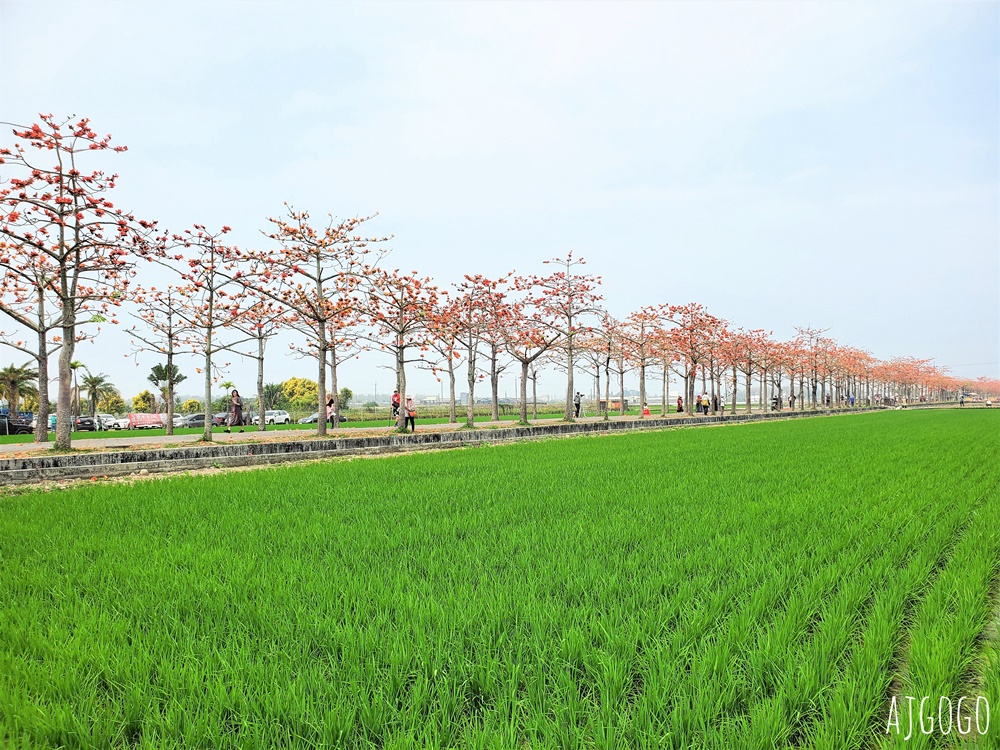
[391,389,401,420]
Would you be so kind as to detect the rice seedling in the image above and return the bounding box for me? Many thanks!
[0,410,995,748]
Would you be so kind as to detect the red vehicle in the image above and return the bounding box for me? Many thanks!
[128,413,164,429]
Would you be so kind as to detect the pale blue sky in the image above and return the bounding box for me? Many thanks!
[1,0,997,401]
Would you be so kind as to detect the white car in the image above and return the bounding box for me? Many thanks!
[264,409,291,425]
[96,413,117,430]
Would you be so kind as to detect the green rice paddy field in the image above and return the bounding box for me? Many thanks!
[1,410,998,749]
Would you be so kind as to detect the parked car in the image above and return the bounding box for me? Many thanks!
[30,414,57,431]
[0,414,33,435]
[110,416,130,430]
[180,413,206,428]
[96,413,117,430]
[299,411,346,424]
[265,410,291,425]
[73,415,97,432]
[213,412,229,427]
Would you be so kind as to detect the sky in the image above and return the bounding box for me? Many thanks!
[1,0,997,404]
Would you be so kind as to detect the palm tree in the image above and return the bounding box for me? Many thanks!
[80,370,118,418]
[260,383,284,412]
[148,363,187,412]
[0,363,39,416]
[69,361,85,416]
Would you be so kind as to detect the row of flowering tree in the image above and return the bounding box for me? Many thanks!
[2,115,993,449]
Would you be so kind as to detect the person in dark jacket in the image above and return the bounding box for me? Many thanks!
[224,389,244,433]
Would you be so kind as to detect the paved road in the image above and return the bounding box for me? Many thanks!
[0,413,700,455]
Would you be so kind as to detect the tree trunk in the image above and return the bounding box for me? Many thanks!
[708,363,715,414]
[594,359,601,417]
[531,369,538,420]
[329,342,339,433]
[490,345,500,422]
[466,344,477,428]
[688,367,697,416]
[744,370,752,414]
[731,367,738,414]
[257,337,266,431]
[618,364,626,416]
[447,355,457,424]
[395,343,406,430]
[34,329,50,443]
[638,362,646,418]
[55,312,74,450]
[203,341,214,442]
[661,365,668,417]
[564,336,574,421]
[604,356,611,422]
[519,360,530,424]
[165,349,175,437]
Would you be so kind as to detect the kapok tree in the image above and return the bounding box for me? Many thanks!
[0,250,63,441]
[501,296,562,425]
[731,328,770,413]
[361,269,439,430]
[126,285,191,435]
[526,252,602,421]
[424,297,466,424]
[666,303,723,415]
[477,275,514,422]
[168,225,250,441]
[794,326,832,409]
[622,305,669,419]
[450,274,501,428]
[574,326,611,419]
[0,115,158,448]
[222,295,291,431]
[250,206,388,436]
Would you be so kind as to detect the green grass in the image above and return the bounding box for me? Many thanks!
[0,410,997,748]
[0,410,659,445]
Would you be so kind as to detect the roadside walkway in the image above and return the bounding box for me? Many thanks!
[0,410,721,456]
[3,403,952,459]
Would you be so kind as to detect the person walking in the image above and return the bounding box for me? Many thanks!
[404,395,416,432]
[960,395,965,407]
[676,395,683,413]
[573,392,582,418]
[695,394,702,413]
[391,389,401,420]
[326,395,337,428]
[224,389,245,433]
[703,393,711,415]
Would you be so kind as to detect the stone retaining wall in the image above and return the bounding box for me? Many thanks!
[0,407,891,485]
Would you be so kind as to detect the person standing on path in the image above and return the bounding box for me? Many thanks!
[404,395,416,432]
[391,389,401,420]
[573,392,582,418]
[326,395,337,428]
[224,389,245,433]
[676,395,683,413]
[960,395,965,407]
